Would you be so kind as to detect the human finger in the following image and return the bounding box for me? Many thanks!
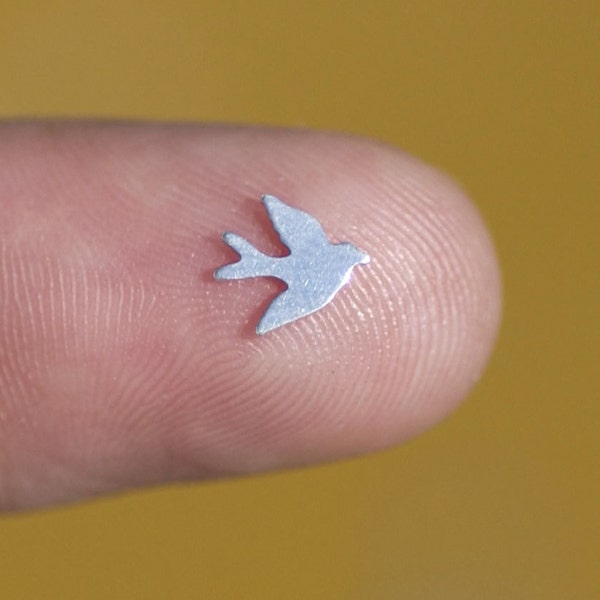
[0,123,501,510]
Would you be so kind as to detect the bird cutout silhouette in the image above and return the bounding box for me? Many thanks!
[214,194,370,334]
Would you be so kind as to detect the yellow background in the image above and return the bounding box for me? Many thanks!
[0,2,597,598]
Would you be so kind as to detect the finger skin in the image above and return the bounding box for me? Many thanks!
[0,123,501,510]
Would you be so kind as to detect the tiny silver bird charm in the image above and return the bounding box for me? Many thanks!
[214,194,370,334]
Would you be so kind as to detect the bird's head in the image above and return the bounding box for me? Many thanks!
[335,242,371,267]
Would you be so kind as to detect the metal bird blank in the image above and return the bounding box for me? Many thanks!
[214,194,370,334]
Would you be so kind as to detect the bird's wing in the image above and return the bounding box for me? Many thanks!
[257,288,309,334]
[262,195,329,253]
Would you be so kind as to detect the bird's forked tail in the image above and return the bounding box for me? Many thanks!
[214,232,271,280]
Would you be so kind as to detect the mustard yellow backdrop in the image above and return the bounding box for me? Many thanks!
[0,2,597,598]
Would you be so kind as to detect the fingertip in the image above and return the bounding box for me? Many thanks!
[0,123,502,509]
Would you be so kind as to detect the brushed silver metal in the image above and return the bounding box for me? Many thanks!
[214,194,370,334]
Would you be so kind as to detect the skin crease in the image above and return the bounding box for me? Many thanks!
[0,123,502,511]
